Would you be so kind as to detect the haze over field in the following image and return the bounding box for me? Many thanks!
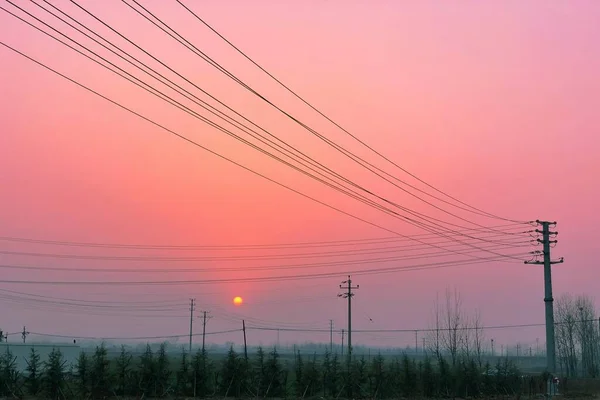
[0,0,598,351]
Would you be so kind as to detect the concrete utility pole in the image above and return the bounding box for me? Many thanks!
[338,275,359,358]
[188,298,196,354]
[525,220,563,374]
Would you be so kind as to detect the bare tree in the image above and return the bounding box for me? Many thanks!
[554,294,599,377]
[575,295,598,377]
[442,288,464,366]
[472,309,485,367]
[426,288,485,367]
[426,292,443,362]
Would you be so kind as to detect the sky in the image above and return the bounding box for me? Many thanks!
[0,0,599,352]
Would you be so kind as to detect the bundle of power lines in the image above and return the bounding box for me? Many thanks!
[0,0,535,287]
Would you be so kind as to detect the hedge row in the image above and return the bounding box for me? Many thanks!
[0,343,539,399]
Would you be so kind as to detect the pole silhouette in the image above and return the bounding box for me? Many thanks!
[201,310,211,353]
[329,319,333,352]
[525,220,563,374]
[242,320,248,362]
[188,298,196,354]
[338,275,359,358]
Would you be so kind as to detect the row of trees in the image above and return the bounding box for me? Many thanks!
[555,294,600,377]
[423,289,600,379]
[0,342,533,399]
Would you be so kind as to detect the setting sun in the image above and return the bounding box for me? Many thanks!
[233,296,243,306]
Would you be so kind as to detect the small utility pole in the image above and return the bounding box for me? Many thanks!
[188,298,196,354]
[414,330,418,353]
[242,320,248,362]
[338,275,359,358]
[525,220,563,374]
[21,326,29,343]
[329,320,334,352]
[201,310,211,353]
[341,329,345,356]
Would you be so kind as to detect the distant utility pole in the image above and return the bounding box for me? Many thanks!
[201,310,211,353]
[188,298,196,354]
[338,275,359,358]
[329,320,334,352]
[22,326,29,343]
[414,331,418,353]
[242,320,248,362]
[525,220,563,374]
[341,329,345,356]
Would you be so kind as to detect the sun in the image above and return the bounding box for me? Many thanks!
[233,296,243,306]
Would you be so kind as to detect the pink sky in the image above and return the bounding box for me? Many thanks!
[0,0,599,351]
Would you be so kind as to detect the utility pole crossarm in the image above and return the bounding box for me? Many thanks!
[524,220,563,375]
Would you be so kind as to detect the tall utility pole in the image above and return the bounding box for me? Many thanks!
[525,220,563,374]
[188,298,196,354]
[338,275,359,358]
[329,320,334,352]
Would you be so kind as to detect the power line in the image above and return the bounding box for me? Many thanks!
[24,2,536,258]
[22,319,598,342]
[20,0,479,240]
[0,34,527,264]
[28,328,242,341]
[175,0,527,225]
[15,1,532,264]
[0,222,529,250]
[118,0,528,244]
[17,0,532,260]
[0,251,530,286]
[0,5,524,266]
[246,319,600,334]
[0,237,530,266]
[0,288,187,306]
[0,39,414,258]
